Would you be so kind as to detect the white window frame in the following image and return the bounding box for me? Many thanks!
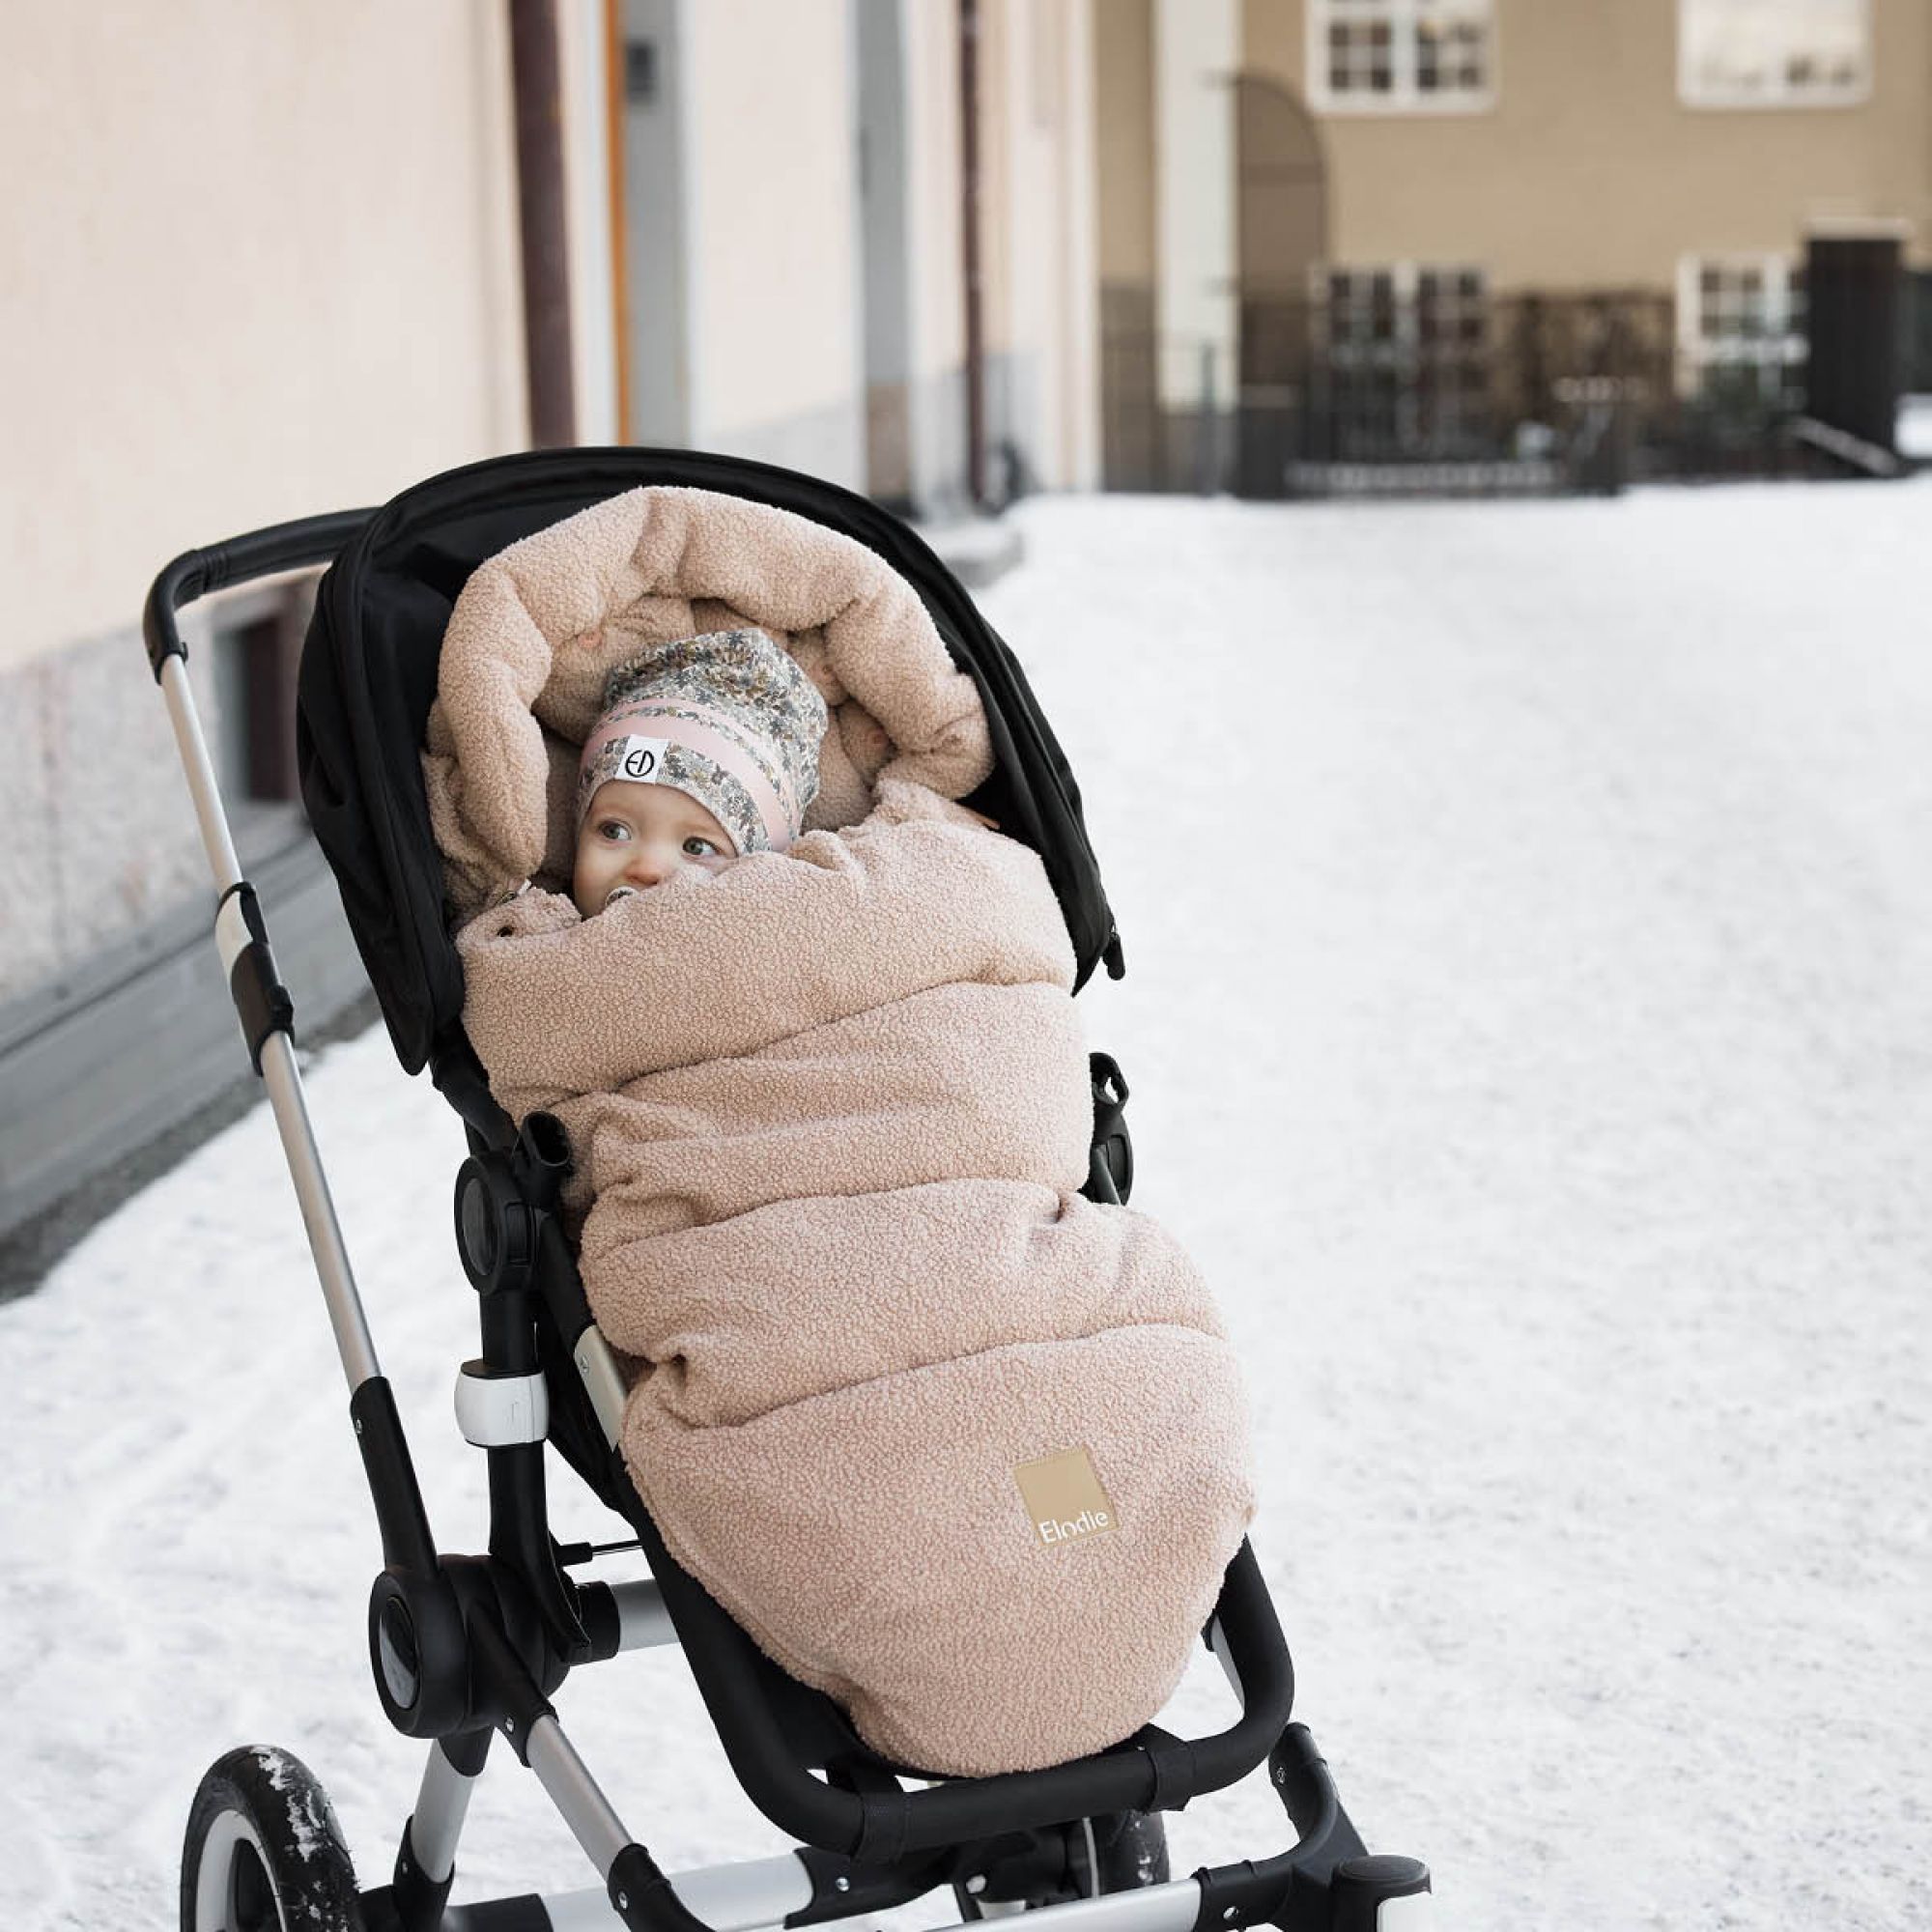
[1306,0,1497,116]
[1674,252,1806,402]
[1313,260,1492,447]
[1677,0,1872,109]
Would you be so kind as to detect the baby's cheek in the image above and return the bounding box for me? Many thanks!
[570,851,605,914]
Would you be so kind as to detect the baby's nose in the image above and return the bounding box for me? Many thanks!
[624,847,674,886]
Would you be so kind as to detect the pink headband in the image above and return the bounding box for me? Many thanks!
[577,697,799,853]
[576,628,827,856]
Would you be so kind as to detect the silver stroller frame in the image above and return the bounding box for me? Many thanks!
[147,514,1434,1932]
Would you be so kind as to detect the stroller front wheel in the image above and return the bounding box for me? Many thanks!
[180,1746,365,1932]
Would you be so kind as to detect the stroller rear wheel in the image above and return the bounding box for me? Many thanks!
[180,1746,365,1932]
[953,1809,1170,1916]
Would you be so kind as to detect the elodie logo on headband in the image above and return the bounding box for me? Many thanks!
[616,735,670,781]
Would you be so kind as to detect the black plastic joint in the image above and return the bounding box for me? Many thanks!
[1192,1858,1289,1932]
[143,552,206,678]
[350,1377,440,1577]
[575,1580,625,1662]
[145,620,186,679]
[1328,1857,1431,1932]
[218,884,296,1072]
[781,1839,939,1917]
[439,1727,494,1778]
[512,1111,573,1208]
[1087,1052,1133,1203]
[466,1610,556,1764]
[609,1844,716,1932]
[1138,1727,1197,1813]
[427,1897,550,1930]
[390,1813,458,1932]
[453,1151,539,1297]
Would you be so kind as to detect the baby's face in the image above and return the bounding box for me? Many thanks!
[572,780,737,916]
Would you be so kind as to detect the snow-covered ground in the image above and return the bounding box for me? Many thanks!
[4,479,1929,1930]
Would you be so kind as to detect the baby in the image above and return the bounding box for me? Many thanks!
[570,627,826,915]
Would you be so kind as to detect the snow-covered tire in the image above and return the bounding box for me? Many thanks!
[180,1745,366,1932]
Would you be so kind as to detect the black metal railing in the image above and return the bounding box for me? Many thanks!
[1102,289,1831,498]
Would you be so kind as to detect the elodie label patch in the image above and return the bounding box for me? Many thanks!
[1015,1445,1118,1548]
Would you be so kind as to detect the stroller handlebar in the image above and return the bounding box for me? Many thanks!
[143,508,374,679]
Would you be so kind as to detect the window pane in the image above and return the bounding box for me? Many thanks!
[1681,0,1869,101]
[1686,252,1805,403]
[1318,0,1492,105]
[1418,0,1490,92]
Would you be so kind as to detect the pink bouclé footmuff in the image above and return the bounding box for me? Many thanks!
[425,486,1255,1776]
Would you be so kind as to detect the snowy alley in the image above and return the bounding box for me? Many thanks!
[2,478,1928,1930]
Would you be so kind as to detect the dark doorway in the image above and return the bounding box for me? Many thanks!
[1804,232,1904,454]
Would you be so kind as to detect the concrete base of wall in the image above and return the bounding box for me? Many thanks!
[0,810,372,1296]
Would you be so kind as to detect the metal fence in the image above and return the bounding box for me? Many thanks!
[1103,289,1831,498]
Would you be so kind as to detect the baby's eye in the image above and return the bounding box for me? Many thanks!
[682,837,720,858]
[597,820,630,842]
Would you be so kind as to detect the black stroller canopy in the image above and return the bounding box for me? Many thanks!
[297,446,1121,1077]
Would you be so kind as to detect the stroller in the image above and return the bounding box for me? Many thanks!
[144,447,1433,1932]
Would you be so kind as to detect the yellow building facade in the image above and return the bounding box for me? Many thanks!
[1095,0,1931,476]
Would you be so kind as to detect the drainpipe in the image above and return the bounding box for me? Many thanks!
[510,0,578,447]
[959,0,987,508]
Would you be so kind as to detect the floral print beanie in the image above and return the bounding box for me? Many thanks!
[576,629,828,855]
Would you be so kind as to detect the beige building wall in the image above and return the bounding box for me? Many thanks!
[1239,0,1932,289]
[847,0,1100,507]
[1092,0,1161,484]
[1154,0,1240,406]
[678,0,865,486]
[0,2,526,678]
[1028,0,1099,490]
[0,1,529,1009]
[982,0,1102,489]
[1059,0,1104,488]
[1094,0,1158,289]
[562,0,621,444]
[905,4,968,397]
[884,0,973,512]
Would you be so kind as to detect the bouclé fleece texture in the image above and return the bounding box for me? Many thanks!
[434,489,1255,1775]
